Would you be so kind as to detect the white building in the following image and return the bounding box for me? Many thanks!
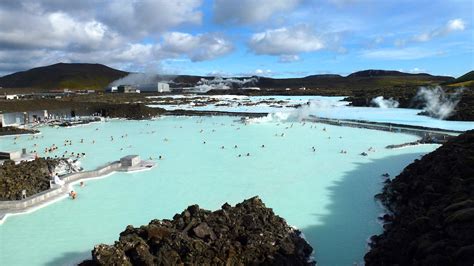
[138,82,170,93]
[157,82,170,93]
[6,94,19,100]
[0,112,26,127]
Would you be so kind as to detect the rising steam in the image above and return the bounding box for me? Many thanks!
[415,86,463,120]
[192,77,259,92]
[110,73,176,87]
[371,96,399,108]
[248,99,347,123]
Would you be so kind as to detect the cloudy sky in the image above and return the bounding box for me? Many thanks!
[0,0,472,77]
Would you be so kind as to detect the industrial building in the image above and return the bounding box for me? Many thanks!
[117,85,140,93]
[137,82,171,93]
[0,109,73,128]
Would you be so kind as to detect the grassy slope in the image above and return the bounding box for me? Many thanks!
[0,63,129,90]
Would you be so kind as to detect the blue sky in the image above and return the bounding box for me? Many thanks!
[0,0,472,77]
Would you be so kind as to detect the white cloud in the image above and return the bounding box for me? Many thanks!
[0,1,231,75]
[0,9,121,51]
[411,19,466,43]
[100,0,203,37]
[249,24,325,60]
[255,69,272,75]
[279,54,300,63]
[409,67,426,73]
[161,32,234,61]
[361,47,442,60]
[213,0,300,25]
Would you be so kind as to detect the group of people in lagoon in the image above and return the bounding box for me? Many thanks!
[12,119,381,202]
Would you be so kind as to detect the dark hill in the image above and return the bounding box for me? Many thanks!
[0,63,128,90]
[204,70,453,94]
[348,69,432,78]
[445,70,474,87]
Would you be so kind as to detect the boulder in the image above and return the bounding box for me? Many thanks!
[80,196,315,265]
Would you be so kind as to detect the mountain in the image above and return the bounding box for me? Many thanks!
[0,63,128,90]
[347,69,434,78]
[202,70,453,94]
[0,63,455,92]
[445,70,474,87]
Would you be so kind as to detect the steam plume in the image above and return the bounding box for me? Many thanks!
[371,96,399,108]
[415,86,463,120]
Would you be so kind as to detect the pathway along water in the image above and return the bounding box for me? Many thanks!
[0,156,155,223]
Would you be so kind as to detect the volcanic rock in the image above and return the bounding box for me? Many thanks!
[0,158,60,200]
[365,130,474,265]
[80,196,314,265]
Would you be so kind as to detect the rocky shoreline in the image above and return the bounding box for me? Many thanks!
[346,87,474,121]
[80,197,314,266]
[0,158,60,200]
[0,126,38,136]
[365,130,474,265]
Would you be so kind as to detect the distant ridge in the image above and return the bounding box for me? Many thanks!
[0,63,129,90]
[0,63,455,91]
[347,69,433,78]
[445,70,474,87]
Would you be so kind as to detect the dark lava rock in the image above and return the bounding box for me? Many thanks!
[0,158,60,200]
[92,103,164,120]
[365,130,474,265]
[0,127,38,136]
[80,196,314,265]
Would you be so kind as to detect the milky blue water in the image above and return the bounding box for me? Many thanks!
[148,95,474,131]
[0,116,439,265]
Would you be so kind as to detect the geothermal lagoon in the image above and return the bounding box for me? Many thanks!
[1,97,473,265]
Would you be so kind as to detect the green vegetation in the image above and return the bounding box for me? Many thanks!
[445,70,474,88]
[0,63,128,90]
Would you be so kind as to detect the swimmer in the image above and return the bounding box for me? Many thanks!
[203,141,206,144]
[159,155,163,160]
[246,153,250,157]
[261,144,265,148]
[80,181,85,187]
[221,146,225,149]
[69,190,77,200]
[238,154,241,157]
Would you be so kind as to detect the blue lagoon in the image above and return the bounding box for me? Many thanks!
[0,115,442,265]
